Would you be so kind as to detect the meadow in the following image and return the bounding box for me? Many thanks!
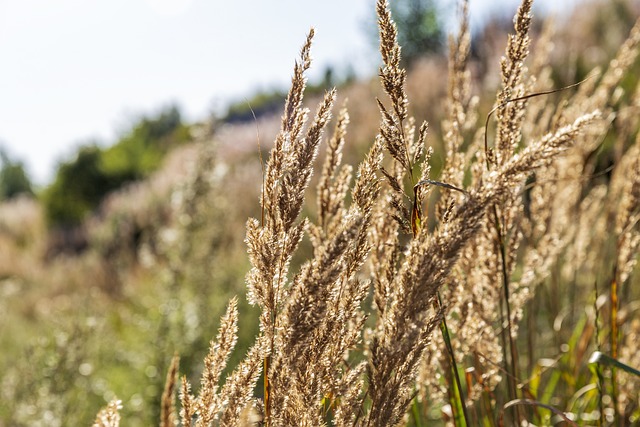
[1,0,639,425]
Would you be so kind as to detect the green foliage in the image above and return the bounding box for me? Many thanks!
[391,0,443,66]
[0,148,33,200]
[224,89,287,123]
[42,105,190,228]
[223,66,352,124]
[101,105,189,179]
[42,145,117,227]
[367,0,444,67]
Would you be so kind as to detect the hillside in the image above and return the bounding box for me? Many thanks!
[1,0,640,425]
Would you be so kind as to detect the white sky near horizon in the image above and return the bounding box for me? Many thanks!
[0,0,580,186]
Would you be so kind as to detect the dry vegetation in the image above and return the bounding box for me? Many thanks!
[1,0,640,425]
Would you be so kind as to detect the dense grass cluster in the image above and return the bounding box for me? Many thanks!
[1,0,640,425]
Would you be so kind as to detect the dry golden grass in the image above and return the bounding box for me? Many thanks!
[1,0,639,426]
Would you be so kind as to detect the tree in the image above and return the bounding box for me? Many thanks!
[42,105,191,228]
[369,0,444,68]
[42,145,116,227]
[0,147,33,200]
[101,104,190,179]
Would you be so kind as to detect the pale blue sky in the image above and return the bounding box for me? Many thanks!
[0,0,578,185]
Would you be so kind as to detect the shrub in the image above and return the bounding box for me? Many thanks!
[0,147,34,200]
[42,105,191,228]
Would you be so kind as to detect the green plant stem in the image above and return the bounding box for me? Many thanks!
[609,267,619,426]
[438,293,470,427]
[411,397,423,427]
[492,206,521,423]
[593,280,604,427]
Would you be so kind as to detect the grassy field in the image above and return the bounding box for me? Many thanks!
[1,0,640,425]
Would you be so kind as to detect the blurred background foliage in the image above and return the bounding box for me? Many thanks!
[364,0,445,68]
[386,0,445,67]
[42,105,191,228]
[0,0,639,425]
[0,148,33,201]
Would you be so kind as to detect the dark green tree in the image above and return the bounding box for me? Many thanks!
[369,0,444,68]
[42,145,117,227]
[0,148,34,200]
[101,104,189,180]
[43,105,191,228]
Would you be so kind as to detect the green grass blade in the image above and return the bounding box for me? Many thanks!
[589,351,640,378]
